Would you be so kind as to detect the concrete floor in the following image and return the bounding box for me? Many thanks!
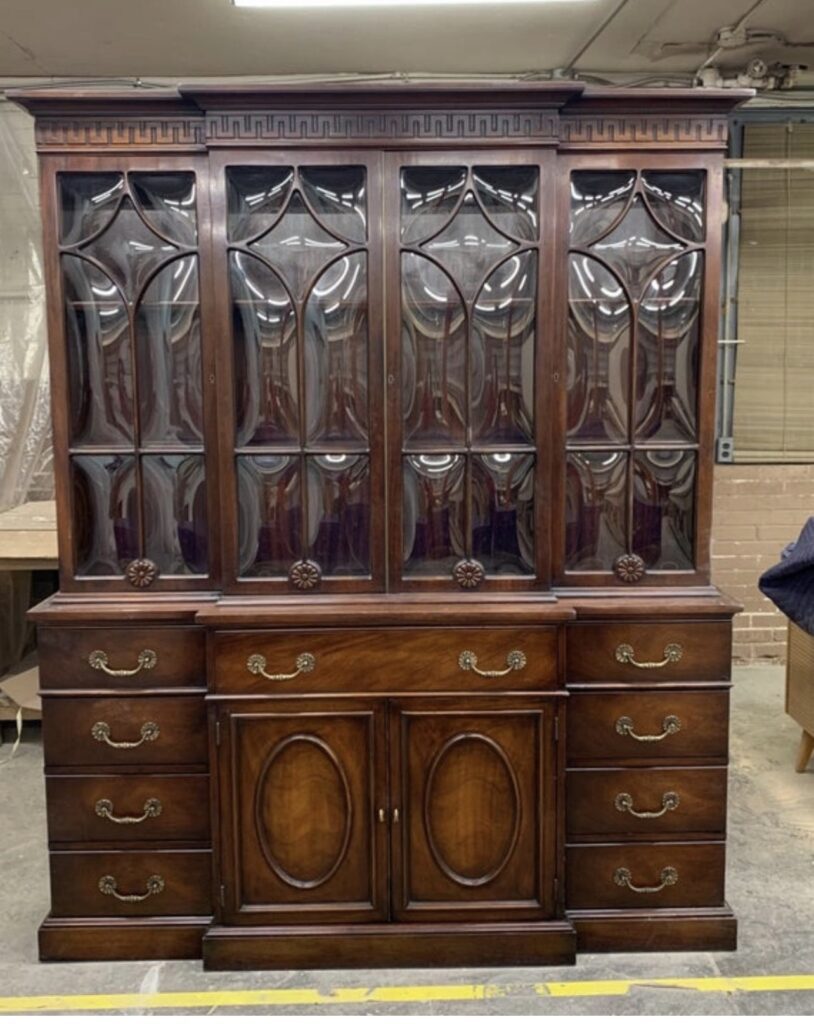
[1,665,813,1016]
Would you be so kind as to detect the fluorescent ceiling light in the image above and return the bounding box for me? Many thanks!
[235,0,592,6]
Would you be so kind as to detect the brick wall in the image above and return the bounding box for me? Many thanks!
[712,464,814,664]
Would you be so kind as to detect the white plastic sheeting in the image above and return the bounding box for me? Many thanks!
[0,100,52,512]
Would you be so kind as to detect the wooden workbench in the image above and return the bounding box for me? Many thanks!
[0,500,56,722]
[0,500,58,570]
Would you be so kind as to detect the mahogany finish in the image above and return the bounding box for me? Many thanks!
[39,917,211,963]
[565,841,726,910]
[566,766,727,838]
[569,907,737,953]
[218,699,389,925]
[566,621,733,683]
[390,698,557,921]
[13,81,749,969]
[567,689,730,764]
[46,774,211,844]
[213,627,559,694]
[42,695,208,768]
[38,626,205,689]
[49,850,212,916]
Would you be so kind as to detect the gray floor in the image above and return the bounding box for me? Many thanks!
[1,666,813,1016]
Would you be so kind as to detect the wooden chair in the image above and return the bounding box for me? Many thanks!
[787,621,814,771]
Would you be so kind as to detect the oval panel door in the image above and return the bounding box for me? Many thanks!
[224,703,388,923]
[393,701,555,918]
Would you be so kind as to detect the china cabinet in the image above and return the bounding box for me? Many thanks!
[12,81,748,968]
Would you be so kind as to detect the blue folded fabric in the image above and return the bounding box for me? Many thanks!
[759,516,814,636]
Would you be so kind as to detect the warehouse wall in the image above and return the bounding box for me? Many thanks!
[711,464,814,664]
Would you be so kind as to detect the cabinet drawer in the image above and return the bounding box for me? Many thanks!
[566,621,732,683]
[567,690,729,764]
[49,850,211,917]
[566,842,725,909]
[42,696,208,768]
[38,627,205,690]
[46,774,210,843]
[567,767,727,837]
[213,627,558,694]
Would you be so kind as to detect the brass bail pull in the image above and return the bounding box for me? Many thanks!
[458,649,527,678]
[98,874,165,902]
[613,866,678,894]
[246,652,316,682]
[614,791,680,818]
[615,715,682,743]
[615,643,683,670]
[91,721,160,749]
[95,797,163,825]
[88,649,157,677]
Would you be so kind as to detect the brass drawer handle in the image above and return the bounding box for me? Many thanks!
[98,874,165,902]
[247,652,316,681]
[91,721,160,749]
[615,642,683,670]
[615,714,681,742]
[615,791,680,818]
[458,649,527,678]
[88,649,157,677]
[613,866,678,894]
[95,797,163,825]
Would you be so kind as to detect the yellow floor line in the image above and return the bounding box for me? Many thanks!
[1,976,814,1013]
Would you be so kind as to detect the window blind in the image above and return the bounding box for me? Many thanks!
[733,121,814,462]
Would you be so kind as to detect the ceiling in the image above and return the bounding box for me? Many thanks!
[0,0,812,86]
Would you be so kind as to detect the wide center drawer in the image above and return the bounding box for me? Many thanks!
[38,626,205,690]
[46,774,211,843]
[42,696,208,768]
[213,627,559,694]
[567,690,730,763]
[567,766,727,837]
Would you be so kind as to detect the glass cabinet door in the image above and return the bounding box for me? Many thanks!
[59,169,210,588]
[564,168,706,584]
[395,159,541,590]
[225,160,381,591]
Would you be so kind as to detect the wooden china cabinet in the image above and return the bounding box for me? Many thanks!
[12,81,749,968]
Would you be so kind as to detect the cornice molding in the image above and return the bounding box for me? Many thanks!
[12,84,748,152]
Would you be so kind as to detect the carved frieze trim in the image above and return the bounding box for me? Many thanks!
[30,109,731,152]
[204,108,560,146]
[560,115,730,149]
[34,117,206,152]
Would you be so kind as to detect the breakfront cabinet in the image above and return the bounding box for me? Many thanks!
[14,82,748,969]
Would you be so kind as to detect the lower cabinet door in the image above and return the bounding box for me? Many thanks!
[218,699,389,924]
[389,697,558,921]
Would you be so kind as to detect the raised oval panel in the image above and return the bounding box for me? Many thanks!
[424,733,521,887]
[255,734,352,889]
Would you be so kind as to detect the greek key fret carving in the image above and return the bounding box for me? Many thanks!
[34,117,205,151]
[205,108,559,144]
[561,115,729,149]
[30,109,730,151]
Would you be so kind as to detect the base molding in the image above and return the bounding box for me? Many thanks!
[567,905,737,953]
[203,920,577,970]
[38,915,211,961]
